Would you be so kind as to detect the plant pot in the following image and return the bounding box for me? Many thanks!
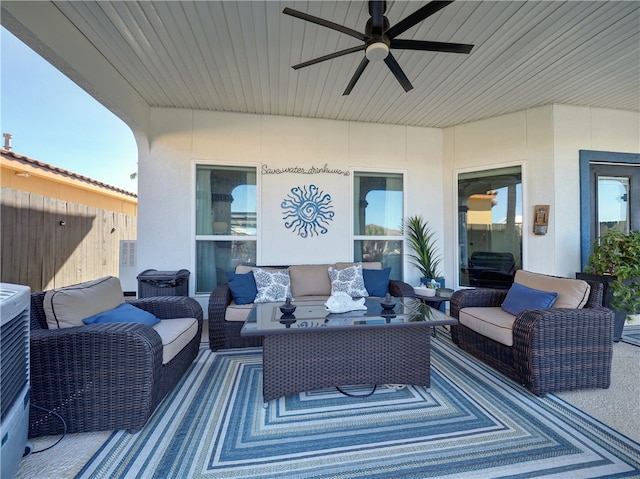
[420,277,445,289]
[419,278,446,312]
[576,272,627,341]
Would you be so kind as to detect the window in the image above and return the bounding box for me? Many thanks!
[458,166,522,289]
[195,165,257,293]
[353,171,404,280]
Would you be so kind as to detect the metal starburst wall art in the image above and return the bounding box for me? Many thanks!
[281,184,334,237]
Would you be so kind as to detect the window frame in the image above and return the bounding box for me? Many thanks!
[192,161,260,295]
[351,169,406,280]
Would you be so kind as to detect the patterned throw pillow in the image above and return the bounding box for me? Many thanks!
[328,263,368,298]
[253,268,292,303]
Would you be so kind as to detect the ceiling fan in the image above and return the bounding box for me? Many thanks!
[283,0,474,95]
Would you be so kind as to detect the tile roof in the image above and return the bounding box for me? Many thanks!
[1,148,137,199]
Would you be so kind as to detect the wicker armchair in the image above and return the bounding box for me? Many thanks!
[208,277,415,351]
[29,293,203,437]
[450,279,613,396]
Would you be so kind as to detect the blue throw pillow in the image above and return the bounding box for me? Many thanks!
[83,303,160,326]
[363,267,391,297]
[226,271,258,305]
[501,283,558,316]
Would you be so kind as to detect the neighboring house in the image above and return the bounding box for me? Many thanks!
[1,147,137,293]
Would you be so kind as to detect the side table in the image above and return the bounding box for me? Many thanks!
[414,292,451,313]
[414,291,452,336]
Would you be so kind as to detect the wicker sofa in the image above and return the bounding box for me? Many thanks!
[29,276,203,437]
[208,262,415,351]
[450,270,613,396]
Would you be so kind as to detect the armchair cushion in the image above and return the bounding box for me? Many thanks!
[226,271,257,305]
[363,267,391,297]
[152,317,199,364]
[514,270,590,309]
[459,307,517,346]
[83,303,160,326]
[501,283,558,315]
[44,276,124,329]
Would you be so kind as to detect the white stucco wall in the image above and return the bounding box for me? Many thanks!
[443,105,640,284]
[552,105,640,276]
[137,108,444,298]
[137,104,637,306]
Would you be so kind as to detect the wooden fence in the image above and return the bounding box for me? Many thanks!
[1,188,137,292]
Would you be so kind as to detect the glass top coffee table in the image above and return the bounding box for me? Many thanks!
[241,297,458,403]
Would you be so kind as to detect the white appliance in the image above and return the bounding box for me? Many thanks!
[1,283,31,479]
[119,240,137,296]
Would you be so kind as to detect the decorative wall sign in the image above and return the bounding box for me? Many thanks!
[282,185,334,237]
[262,164,350,176]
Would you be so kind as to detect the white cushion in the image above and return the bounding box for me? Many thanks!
[514,270,590,309]
[44,276,124,329]
[459,307,516,347]
[152,318,199,364]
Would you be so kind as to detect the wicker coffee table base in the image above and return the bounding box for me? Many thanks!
[262,326,432,402]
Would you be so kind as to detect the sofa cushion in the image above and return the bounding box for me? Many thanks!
[226,271,257,305]
[44,276,124,329]
[328,263,368,297]
[83,303,160,326]
[459,307,517,346]
[225,301,255,322]
[289,264,332,298]
[253,268,292,303]
[335,261,382,270]
[152,318,199,364]
[514,270,590,309]
[363,267,391,297]
[501,283,558,316]
[235,264,255,275]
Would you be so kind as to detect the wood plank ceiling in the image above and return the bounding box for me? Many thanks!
[52,0,639,128]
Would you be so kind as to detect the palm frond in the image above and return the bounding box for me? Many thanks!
[405,215,442,279]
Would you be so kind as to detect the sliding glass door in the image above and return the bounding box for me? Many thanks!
[458,166,522,288]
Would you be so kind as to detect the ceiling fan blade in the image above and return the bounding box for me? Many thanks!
[292,45,365,70]
[283,7,366,42]
[343,57,370,96]
[386,1,454,39]
[369,1,386,35]
[390,39,473,54]
[384,53,413,92]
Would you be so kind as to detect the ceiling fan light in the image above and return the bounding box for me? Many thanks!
[365,42,389,61]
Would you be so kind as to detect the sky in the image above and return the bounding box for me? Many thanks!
[1,27,139,193]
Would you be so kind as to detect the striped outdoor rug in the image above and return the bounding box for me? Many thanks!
[78,334,640,478]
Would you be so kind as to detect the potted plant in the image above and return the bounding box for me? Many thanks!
[405,215,444,287]
[578,229,640,341]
